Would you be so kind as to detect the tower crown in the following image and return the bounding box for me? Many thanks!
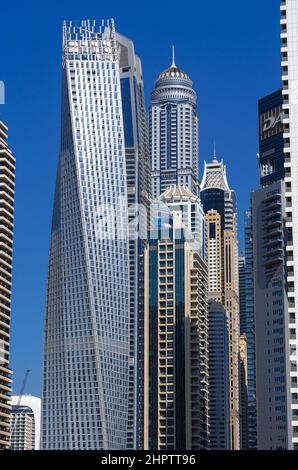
[155,46,192,86]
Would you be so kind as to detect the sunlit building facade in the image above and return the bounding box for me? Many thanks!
[150,50,199,198]
[11,396,41,450]
[280,0,298,449]
[42,20,130,450]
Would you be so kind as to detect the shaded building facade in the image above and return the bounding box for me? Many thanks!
[117,32,151,450]
[208,301,230,450]
[253,89,291,449]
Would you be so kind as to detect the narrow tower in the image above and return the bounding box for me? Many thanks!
[201,152,240,450]
[150,49,199,198]
[116,32,151,450]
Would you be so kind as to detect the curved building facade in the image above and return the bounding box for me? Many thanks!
[150,50,199,198]
[11,396,41,450]
[42,20,130,450]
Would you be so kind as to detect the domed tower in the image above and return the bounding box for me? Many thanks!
[150,47,199,198]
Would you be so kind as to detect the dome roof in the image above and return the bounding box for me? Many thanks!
[158,64,190,81]
[156,46,191,83]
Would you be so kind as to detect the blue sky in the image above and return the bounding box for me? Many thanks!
[0,0,282,396]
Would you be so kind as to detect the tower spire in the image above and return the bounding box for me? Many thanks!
[171,45,176,67]
[213,142,218,162]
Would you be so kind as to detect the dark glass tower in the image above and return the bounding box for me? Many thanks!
[243,210,257,449]
[116,32,151,450]
[208,301,230,450]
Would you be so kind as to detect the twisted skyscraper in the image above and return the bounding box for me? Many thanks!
[42,20,130,449]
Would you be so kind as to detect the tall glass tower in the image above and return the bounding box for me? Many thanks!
[42,20,130,450]
[116,32,151,450]
[150,49,199,198]
[144,212,209,450]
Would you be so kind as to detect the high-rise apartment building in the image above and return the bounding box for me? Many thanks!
[42,20,130,449]
[243,210,257,449]
[238,257,250,449]
[201,153,240,450]
[208,301,230,450]
[239,256,246,334]
[252,89,290,449]
[144,212,209,450]
[280,0,298,449]
[239,335,248,450]
[150,50,199,198]
[0,121,15,450]
[116,32,151,450]
[205,209,222,303]
[10,396,41,450]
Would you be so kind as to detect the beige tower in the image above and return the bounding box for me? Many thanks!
[201,153,240,450]
[205,210,222,301]
[0,121,15,449]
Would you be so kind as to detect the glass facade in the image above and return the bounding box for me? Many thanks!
[42,21,130,450]
[244,211,257,449]
[117,33,151,449]
[258,90,285,187]
[208,301,230,450]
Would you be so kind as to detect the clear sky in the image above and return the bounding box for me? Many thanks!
[0,0,282,396]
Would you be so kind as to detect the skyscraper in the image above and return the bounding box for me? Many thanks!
[208,301,230,450]
[150,49,199,198]
[239,335,248,450]
[238,257,249,449]
[201,152,240,450]
[0,121,15,450]
[252,90,290,449]
[280,0,298,449]
[238,256,246,334]
[42,20,130,450]
[243,210,257,449]
[144,211,209,450]
[116,32,151,450]
[11,396,41,450]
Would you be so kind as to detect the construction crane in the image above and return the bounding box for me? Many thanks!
[9,369,31,448]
